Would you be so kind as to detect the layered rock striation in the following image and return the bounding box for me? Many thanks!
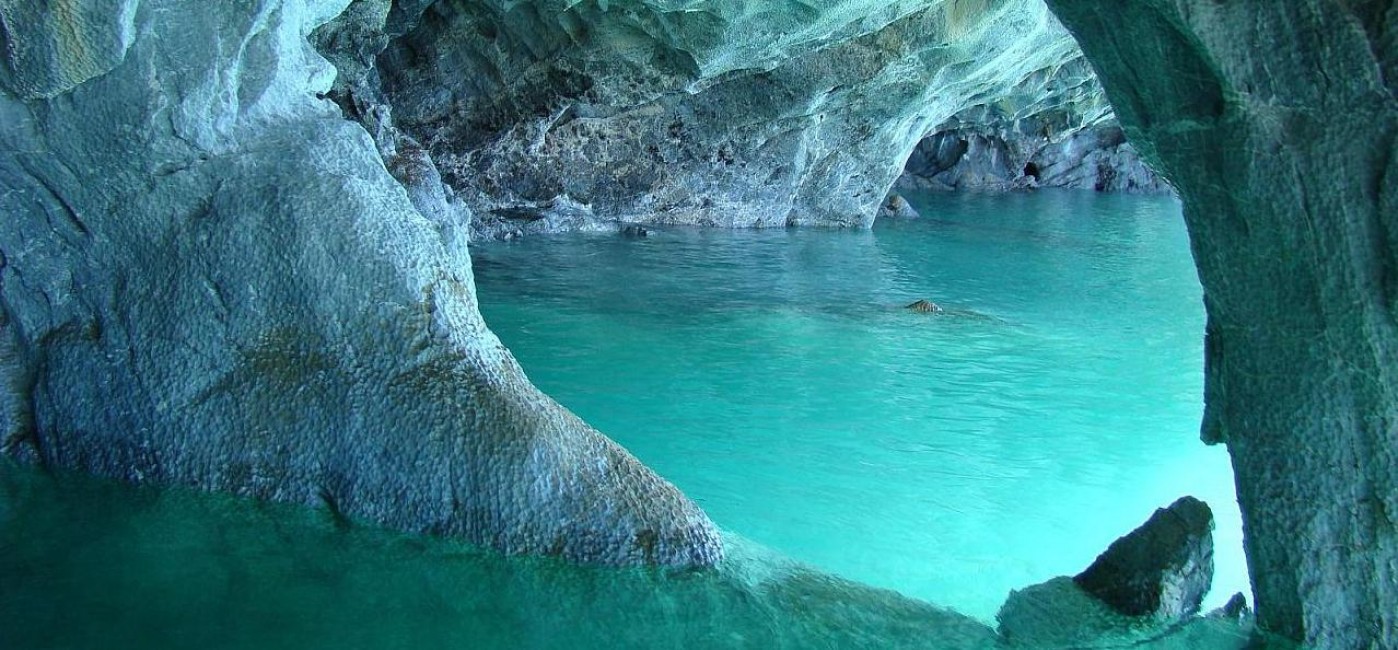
[0,0,719,567]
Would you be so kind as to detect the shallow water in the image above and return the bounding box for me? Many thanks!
[0,190,1281,649]
[472,190,1248,619]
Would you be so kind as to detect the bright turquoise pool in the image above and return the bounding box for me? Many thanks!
[0,190,1272,649]
[472,189,1248,620]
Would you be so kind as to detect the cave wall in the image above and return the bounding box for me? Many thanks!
[317,0,1104,239]
[0,0,720,567]
[1045,1,1398,647]
[899,111,1168,194]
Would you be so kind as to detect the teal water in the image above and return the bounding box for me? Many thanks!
[0,190,1281,649]
[472,190,1248,620]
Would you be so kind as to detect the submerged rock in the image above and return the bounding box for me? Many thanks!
[1074,496,1215,619]
[998,576,1140,647]
[905,300,944,314]
[998,497,1215,646]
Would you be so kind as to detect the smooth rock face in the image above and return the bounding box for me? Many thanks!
[1045,1,1398,647]
[1074,496,1215,620]
[0,0,720,567]
[315,0,1097,239]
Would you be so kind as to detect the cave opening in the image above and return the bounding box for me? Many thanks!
[0,0,1391,648]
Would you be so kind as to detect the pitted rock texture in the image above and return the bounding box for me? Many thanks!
[1074,496,1214,620]
[0,0,720,567]
[1047,1,1398,647]
[313,0,1101,239]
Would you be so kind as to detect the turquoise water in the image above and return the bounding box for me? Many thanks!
[0,190,1280,649]
[472,190,1248,620]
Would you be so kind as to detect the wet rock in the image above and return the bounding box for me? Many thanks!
[0,0,721,568]
[1074,496,1215,619]
[1046,2,1398,643]
[878,193,921,220]
[620,224,649,239]
[998,497,1215,646]
[905,300,944,314]
[1209,593,1251,621]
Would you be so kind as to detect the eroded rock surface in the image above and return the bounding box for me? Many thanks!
[1046,1,1398,647]
[897,56,1168,194]
[313,0,1106,239]
[0,0,720,567]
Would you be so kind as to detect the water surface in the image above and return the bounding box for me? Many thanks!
[0,190,1270,649]
[473,190,1248,619]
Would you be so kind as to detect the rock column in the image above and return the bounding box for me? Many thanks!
[1044,2,1398,647]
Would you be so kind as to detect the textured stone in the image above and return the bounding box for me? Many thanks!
[0,0,720,567]
[1074,496,1214,620]
[1046,0,1398,647]
[897,58,1168,194]
[997,497,1215,647]
[313,0,1097,239]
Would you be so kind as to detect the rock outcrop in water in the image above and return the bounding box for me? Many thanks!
[1074,496,1214,619]
[1046,1,1398,647]
[899,115,1168,194]
[997,497,1215,646]
[0,0,719,567]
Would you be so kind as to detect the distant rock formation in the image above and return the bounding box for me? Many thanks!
[899,118,1169,194]
[313,0,1109,240]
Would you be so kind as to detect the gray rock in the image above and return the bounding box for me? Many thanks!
[1074,496,1215,620]
[899,117,1171,195]
[997,497,1214,647]
[878,193,921,220]
[312,0,1103,237]
[0,0,720,568]
[1209,592,1251,622]
[1047,1,1398,646]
